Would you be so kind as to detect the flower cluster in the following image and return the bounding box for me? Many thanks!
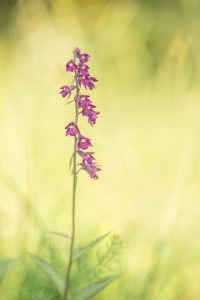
[60,47,101,179]
[77,95,100,126]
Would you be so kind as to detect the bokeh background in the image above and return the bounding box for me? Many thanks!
[0,0,200,299]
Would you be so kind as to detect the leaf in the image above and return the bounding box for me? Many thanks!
[45,231,71,239]
[73,232,110,261]
[0,259,16,278]
[75,274,121,300]
[31,254,65,296]
[69,155,73,170]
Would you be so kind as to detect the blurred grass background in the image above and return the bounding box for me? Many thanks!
[0,0,200,299]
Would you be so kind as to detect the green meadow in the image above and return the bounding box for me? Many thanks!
[0,0,200,299]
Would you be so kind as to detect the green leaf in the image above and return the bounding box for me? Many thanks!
[75,274,121,300]
[31,254,65,296]
[45,230,71,239]
[69,154,73,170]
[0,259,15,278]
[73,232,110,261]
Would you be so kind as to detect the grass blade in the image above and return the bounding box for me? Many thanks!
[73,232,110,261]
[75,274,121,300]
[45,231,71,239]
[31,254,65,296]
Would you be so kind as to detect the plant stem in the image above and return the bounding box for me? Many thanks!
[63,55,79,300]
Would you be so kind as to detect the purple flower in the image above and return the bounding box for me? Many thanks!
[65,122,80,136]
[83,162,101,180]
[82,105,100,126]
[60,85,76,98]
[66,60,77,72]
[79,75,98,90]
[87,111,100,126]
[82,103,96,113]
[77,95,91,108]
[89,164,101,179]
[87,77,98,89]
[78,136,92,150]
[82,152,95,165]
[79,53,90,63]
[77,63,90,76]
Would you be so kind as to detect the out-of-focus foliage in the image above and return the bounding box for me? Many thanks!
[0,0,200,299]
[15,234,121,299]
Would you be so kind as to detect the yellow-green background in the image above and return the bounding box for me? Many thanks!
[0,0,200,299]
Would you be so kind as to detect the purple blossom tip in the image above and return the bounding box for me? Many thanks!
[74,47,81,57]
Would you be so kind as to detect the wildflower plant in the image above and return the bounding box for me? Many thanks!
[60,47,101,299]
[27,47,121,300]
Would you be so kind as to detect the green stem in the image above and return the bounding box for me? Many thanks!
[63,54,79,300]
